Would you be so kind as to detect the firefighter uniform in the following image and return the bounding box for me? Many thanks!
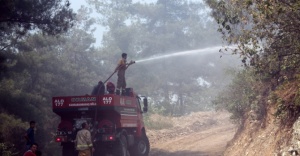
[75,129,93,156]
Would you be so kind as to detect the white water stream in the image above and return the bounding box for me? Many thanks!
[135,45,227,63]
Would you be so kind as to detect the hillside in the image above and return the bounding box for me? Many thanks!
[224,105,300,156]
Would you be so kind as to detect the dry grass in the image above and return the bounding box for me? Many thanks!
[145,114,174,130]
[275,81,299,103]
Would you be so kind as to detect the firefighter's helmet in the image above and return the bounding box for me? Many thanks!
[106,82,115,94]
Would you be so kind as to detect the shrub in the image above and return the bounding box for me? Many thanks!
[212,69,258,123]
[0,113,27,156]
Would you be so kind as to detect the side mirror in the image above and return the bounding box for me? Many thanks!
[143,97,148,113]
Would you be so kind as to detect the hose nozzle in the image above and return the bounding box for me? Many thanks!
[129,60,135,65]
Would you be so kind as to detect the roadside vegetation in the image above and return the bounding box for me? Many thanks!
[0,113,27,156]
[206,0,300,127]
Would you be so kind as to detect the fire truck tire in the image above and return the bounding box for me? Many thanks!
[113,134,129,156]
[62,143,76,156]
[94,143,108,156]
[129,135,150,156]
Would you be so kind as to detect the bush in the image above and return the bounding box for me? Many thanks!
[0,113,27,156]
[212,69,258,123]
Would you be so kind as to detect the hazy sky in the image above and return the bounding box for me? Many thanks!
[69,0,157,46]
[69,0,203,46]
[70,0,102,46]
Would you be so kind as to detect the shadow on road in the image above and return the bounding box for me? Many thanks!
[150,148,223,156]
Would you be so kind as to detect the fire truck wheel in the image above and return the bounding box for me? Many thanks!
[113,134,129,156]
[130,135,150,156]
[94,143,107,156]
[62,143,76,156]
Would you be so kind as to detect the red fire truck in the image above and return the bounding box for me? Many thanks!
[52,88,150,156]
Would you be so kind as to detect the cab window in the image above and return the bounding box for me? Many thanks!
[136,97,142,112]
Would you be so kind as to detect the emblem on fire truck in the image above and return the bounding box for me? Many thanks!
[103,97,112,104]
[54,99,64,106]
[120,98,125,105]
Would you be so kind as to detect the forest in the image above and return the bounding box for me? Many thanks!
[1,0,299,155]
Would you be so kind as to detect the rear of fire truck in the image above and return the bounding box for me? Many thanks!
[52,88,150,156]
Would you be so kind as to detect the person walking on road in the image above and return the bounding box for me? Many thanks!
[75,122,94,156]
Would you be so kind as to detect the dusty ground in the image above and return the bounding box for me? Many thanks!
[147,111,237,156]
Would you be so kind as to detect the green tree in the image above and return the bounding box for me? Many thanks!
[0,113,27,156]
[212,69,261,123]
[205,0,300,121]
[0,6,100,155]
[0,0,75,38]
[205,0,300,83]
[0,0,75,81]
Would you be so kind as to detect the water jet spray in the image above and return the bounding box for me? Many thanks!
[135,45,235,63]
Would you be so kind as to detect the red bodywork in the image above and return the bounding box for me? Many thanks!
[52,90,146,143]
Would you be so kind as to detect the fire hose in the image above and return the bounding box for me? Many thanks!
[93,60,135,140]
[102,60,135,85]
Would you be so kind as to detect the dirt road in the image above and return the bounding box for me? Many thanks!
[147,111,236,156]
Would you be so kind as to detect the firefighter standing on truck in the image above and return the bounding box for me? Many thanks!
[115,53,134,95]
[75,122,94,156]
[115,53,127,95]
